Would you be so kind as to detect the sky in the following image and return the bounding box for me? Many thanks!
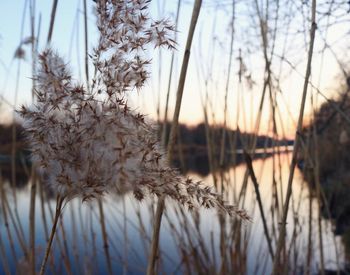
[0,0,349,138]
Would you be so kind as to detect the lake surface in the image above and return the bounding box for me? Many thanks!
[0,152,345,274]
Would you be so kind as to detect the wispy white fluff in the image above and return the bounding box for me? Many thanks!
[19,0,249,220]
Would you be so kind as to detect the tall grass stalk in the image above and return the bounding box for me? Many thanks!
[29,1,38,273]
[43,195,74,273]
[147,1,202,274]
[89,207,98,272]
[98,199,113,275]
[0,183,16,264]
[134,204,149,258]
[0,179,10,275]
[234,1,277,251]
[195,10,219,187]
[156,0,165,124]
[219,0,235,168]
[0,228,10,275]
[161,0,181,146]
[58,211,72,274]
[47,0,58,43]
[11,0,30,223]
[83,0,89,90]
[320,183,341,273]
[241,141,274,259]
[272,1,317,273]
[39,195,64,275]
[312,113,325,275]
[306,151,313,275]
[69,202,82,273]
[29,175,37,275]
[0,169,27,255]
[39,182,49,242]
[122,196,128,275]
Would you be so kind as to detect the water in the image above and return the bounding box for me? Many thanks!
[0,152,345,274]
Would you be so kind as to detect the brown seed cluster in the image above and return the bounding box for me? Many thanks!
[19,0,250,221]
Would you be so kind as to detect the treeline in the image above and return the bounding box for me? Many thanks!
[161,121,292,151]
[160,121,293,175]
[300,86,350,257]
[0,121,293,177]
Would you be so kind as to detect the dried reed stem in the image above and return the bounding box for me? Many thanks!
[83,0,90,90]
[39,182,49,242]
[272,1,317,273]
[122,197,128,275]
[0,177,10,275]
[98,199,113,275]
[39,195,64,275]
[219,0,235,167]
[29,2,37,273]
[69,202,82,273]
[161,0,181,146]
[312,121,325,275]
[58,213,72,274]
[29,175,37,275]
[0,177,18,263]
[146,197,165,275]
[47,0,58,44]
[0,230,10,275]
[242,144,274,259]
[147,1,202,274]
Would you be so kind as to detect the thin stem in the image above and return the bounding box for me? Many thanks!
[147,1,202,274]
[83,0,90,90]
[47,0,58,44]
[58,212,72,274]
[161,0,182,146]
[219,0,235,167]
[29,2,37,273]
[0,229,10,275]
[122,197,128,275]
[313,120,325,275]
[29,175,37,275]
[39,195,64,275]
[242,143,274,260]
[146,197,165,275]
[98,199,113,275]
[272,1,317,273]
[0,179,18,265]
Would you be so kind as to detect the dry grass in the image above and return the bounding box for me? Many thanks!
[2,0,350,274]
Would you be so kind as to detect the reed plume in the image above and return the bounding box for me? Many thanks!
[20,0,249,218]
[19,1,249,273]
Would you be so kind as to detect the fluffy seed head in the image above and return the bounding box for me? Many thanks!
[19,0,250,221]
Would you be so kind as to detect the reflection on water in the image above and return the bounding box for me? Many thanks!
[0,152,346,274]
